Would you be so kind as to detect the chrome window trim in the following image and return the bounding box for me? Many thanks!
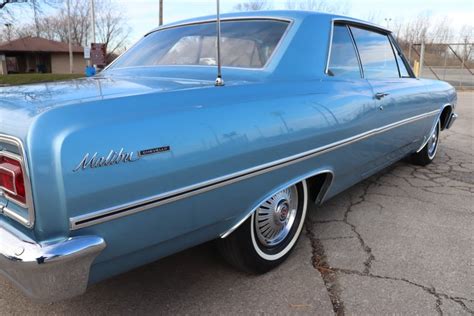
[70,109,439,230]
[326,23,365,78]
[148,16,294,34]
[0,134,35,228]
[388,33,416,78]
[346,24,365,78]
[105,17,294,72]
[325,18,391,75]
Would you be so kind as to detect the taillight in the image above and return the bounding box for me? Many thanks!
[0,154,26,205]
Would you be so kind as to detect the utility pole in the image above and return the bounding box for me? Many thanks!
[67,0,74,73]
[90,0,96,43]
[159,0,163,26]
[419,41,425,77]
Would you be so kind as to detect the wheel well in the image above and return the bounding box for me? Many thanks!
[439,106,453,131]
[306,172,333,205]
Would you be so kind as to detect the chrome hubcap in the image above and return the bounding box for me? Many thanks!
[254,186,298,247]
[427,125,439,159]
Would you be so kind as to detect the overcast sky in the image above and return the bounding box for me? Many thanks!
[115,0,473,42]
[2,0,473,44]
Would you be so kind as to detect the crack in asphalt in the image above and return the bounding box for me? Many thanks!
[305,216,345,316]
[308,208,474,316]
[319,236,355,241]
[307,146,473,315]
[306,97,474,315]
[333,268,474,315]
[342,181,376,275]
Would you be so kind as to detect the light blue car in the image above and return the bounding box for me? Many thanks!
[0,11,457,302]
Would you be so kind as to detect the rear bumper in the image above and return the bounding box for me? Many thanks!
[0,222,105,302]
[446,112,458,129]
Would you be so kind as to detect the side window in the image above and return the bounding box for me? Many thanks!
[395,53,410,77]
[327,24,362,78]
[390,37,411,78]
[350,26,400,79]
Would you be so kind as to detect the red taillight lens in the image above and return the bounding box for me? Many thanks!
[0,155,26,205]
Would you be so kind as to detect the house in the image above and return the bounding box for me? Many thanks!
[0,37,86,75]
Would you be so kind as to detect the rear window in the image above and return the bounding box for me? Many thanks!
[328,24,362,78]
[110,20,289,69]
[350,26,400,79]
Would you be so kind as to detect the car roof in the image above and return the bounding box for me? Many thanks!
[148,10,388,34]
[132,10,390,81]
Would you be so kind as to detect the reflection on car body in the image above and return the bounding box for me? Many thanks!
[0,11,457,302]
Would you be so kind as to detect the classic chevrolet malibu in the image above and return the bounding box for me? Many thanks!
[0,10,457,302]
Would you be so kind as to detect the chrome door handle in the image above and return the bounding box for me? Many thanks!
[375,92,390,100]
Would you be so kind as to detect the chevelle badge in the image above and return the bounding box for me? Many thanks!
[73,149,140,172]
[73,146,172,172]
[139,146,171,157]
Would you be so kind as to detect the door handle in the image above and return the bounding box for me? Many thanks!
[375,92,390,100]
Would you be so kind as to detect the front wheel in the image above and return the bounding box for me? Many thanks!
[217,180,308,274]
[411,121,440,166]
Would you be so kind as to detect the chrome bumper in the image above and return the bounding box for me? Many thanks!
[0,222,105,302]
[446,112,458,129]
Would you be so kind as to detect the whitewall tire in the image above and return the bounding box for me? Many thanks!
[217,180,309,273]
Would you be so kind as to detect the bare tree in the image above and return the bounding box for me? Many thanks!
[234,0,272,11]
[286,0,350,14]
[13,0,130,59]
[95,0,131,59]
[430,16,453,44]
[459,24,473,63]
[363,11,382,24]
[27,0,60,37]
[398,12,431,44]
[15,1,90,45]
[396,12,455,46]
[0,1,16,28]
[459,24,473,43]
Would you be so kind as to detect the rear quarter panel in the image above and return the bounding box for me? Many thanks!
[25,78,382,281]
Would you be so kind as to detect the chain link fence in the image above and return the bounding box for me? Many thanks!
[400,42,473,89]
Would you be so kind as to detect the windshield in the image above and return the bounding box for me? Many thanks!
[110,19,289,70]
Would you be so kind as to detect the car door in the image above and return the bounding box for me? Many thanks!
[349,26,432,166]
[322,24,383,184]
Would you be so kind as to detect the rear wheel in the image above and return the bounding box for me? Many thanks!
[411,121,440,166]
[218,180,308,274]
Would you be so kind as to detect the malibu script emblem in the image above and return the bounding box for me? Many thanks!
[73,146,170,172]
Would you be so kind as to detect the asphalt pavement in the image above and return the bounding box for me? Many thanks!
[1,92,472,315]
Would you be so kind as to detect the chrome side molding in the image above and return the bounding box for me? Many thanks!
[70,109,439,230]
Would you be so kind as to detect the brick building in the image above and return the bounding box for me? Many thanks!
[0,37,86,75]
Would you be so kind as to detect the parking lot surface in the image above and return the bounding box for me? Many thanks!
[1,92,472,315]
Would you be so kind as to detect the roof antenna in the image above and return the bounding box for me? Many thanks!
[215,0,225,86]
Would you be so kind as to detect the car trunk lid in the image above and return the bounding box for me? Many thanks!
[0,75,214,139]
